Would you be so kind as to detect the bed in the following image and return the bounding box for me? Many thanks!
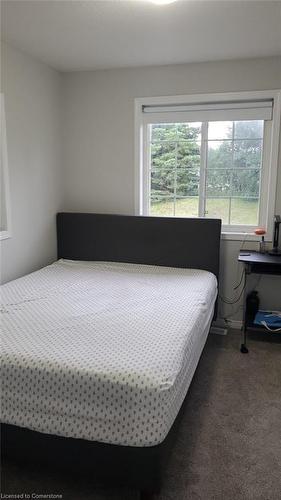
[1,213,221,497]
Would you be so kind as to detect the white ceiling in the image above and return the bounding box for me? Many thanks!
[1,0,281,72]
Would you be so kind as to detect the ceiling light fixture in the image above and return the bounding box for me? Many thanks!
[151,0,178,5]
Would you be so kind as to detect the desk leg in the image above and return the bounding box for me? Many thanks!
[240,266,249,354]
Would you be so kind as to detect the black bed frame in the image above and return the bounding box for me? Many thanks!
[2,213,221,497]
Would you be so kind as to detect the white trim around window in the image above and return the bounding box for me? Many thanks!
[134,90,281,241]
[0,93,12,241]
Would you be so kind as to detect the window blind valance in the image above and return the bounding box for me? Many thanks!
[142,99,273,124]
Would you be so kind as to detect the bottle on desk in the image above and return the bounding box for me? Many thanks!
[254,228,266,254]
[260,236,266,254]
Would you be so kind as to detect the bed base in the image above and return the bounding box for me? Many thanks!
[1,401,183,496]
[2,213,221,495]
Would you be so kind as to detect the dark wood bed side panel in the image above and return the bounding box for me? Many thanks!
[57,213,221,280]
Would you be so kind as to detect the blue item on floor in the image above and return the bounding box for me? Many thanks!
[254,310,281,328]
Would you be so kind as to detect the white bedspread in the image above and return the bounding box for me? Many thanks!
[1,259,217,447]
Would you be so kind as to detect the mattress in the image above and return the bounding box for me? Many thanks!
[1,259,217,447]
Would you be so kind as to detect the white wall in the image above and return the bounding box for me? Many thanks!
[62,57,281,321]
[1,46,280,320]
[0,42,62,284]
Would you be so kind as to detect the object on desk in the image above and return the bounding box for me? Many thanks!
[268,215,281,256]
[255,228,266,254]
[254,310,281,331]
[246,291,260,322]
[260,236,266,254]
[238,251,281,353]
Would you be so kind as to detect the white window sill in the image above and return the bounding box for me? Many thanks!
[221,231,272,242]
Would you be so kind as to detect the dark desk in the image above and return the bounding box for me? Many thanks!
[238,251,281,353]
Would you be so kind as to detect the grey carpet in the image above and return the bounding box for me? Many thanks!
[1,330,281,500]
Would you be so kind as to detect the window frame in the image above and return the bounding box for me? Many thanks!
[134,90,281,241]
[0,93,12,241]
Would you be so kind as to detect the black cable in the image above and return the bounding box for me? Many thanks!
[220,272,262,307]
[233,270,245,290]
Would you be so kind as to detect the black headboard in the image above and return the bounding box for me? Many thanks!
[57,213,221,280]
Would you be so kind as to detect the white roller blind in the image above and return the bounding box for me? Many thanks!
[142,99,273,124]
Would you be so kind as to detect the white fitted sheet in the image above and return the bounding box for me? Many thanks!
[1,259,217,447]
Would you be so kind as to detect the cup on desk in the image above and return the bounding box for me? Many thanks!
[255,228,266,254]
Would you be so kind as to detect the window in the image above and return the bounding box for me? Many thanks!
[149,120,263,225]
[135,91,281,240]
[0,93,11,240]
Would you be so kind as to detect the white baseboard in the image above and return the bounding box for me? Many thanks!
[210,326,228,335]
[225,319,242,330]
[212,318,242,330]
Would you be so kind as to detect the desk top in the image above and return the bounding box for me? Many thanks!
[238,250,281,266]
